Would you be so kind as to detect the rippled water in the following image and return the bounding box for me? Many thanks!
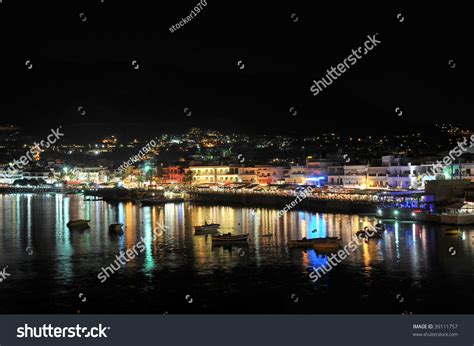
[0,193,472,313]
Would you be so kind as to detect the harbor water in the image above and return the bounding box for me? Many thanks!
[0,193,472,313]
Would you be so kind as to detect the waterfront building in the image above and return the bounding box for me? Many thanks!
[162,165,185,184]
[457,162,474,180]
[190,165,239,184]
[329,165,368,188]
[327,166,344,186]
[22,169,55,184]
[255,165,285,184]
[305,159,340,179]
[366,166,389,188]
[0,166,22,185]
[328,157,419,189]
[285,165,306,184]
[386,164,417,189]
[75,166,109,184]
[238,167,258,183]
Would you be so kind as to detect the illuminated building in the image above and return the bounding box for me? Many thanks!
[190,165,239,184]
[238,167,258,183]
[162,166,186,184]
[256,165,285,184]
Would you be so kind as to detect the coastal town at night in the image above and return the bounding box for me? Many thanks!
[1,121,474,316]
[0,3,473,344]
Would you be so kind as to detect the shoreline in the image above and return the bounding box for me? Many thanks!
[2,188,472,225]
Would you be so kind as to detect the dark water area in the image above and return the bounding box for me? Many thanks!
[0,193,472,314]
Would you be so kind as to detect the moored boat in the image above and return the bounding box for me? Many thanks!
[67,219,90,229]
[211,233,249,242]
[194,223,220,232]
[356,229,383,239]
[109,223,124,234]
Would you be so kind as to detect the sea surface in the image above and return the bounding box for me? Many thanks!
[0,193,472,314]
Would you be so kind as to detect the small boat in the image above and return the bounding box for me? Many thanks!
[194,223,220,232]
[67,219,90,229]
[356,230,382,239]
[211,233,249,242]
[444,229,462,236]
[290,237,341,248]
[109,223,124,234]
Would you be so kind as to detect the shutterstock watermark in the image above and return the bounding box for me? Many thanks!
[277,186,313,217]
[169,0,207,33]
[309,225,379,283]
[1,127,64,178]
[310,33,381,96]
[17,324,110,338]
[117,139,157,174]
[0,265,10,283]
[419,135,474,182]
[97,222,167,283]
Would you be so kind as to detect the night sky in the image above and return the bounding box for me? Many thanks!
[0,1,472,141]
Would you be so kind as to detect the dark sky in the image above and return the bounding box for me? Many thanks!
[0,1,472,141]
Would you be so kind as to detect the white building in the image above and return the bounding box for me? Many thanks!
[0,166,22,185]
[328,157,419,189]
[190,166,239,184]
[285,165,306,184]
[386,164,417,189]
[75,167,109,184]
[255,165,285,184]
[22,170,55,184]
[238,167,258,183]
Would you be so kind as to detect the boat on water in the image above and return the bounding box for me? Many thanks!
[194,223,220,232]
[290,237,341,248]
[109,223,124,234]
[444,228,462,236]
[211,233,249,242]
[67,219,90,229]
[356,229,383,239]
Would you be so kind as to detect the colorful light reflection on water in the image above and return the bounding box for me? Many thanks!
[0,193,472,313]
